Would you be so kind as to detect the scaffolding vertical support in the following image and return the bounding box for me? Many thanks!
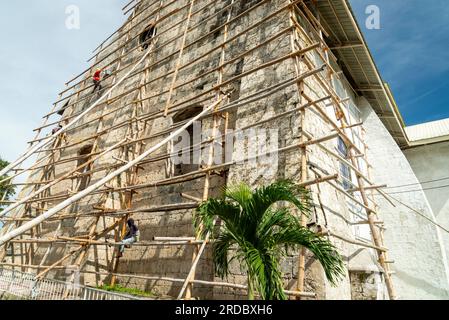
[182,0,234,300]
[109,0,164,286]
[288,1,309,299]
[164,0,197,116]
[290,1,396,299]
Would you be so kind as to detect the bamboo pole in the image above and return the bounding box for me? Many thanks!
[77,269,316,298]
[326,230,387,252]
[164,0,196,116]
[36,67,98,271]
[47,19,295,132]
[183,0,233,299]
[289,0,309,299]
[55,0,266,104]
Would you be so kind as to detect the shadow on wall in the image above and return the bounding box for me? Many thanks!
[396,270,449,299]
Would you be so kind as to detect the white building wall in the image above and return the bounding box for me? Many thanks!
[403,141,449,282]
[359,97,449,299]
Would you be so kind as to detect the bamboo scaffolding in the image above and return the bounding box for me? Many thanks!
[75,269,316,298]
[288,0,309,298]
[35,38,126,272]
[16,78,327,182]
[34,63,322,158]
[181,1,232,299]
[3,131,340,207]
[35,219,126,280]
[164,0,196,116]
[34,24,304,143]
[109,3,166,285]
[0,47,155,178]
[55,0,265,105]
[89,0,154,56]
[0,139,128,218]
[0,94,230,246]
[54,1,194,107]
[46,0,300,123]
[0,0,403,301]
[1,134,66,267]
[292,2,396,299]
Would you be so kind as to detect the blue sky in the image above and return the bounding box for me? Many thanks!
[0,1,448,163]
[350,0,449,125]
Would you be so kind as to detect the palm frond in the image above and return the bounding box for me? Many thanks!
[244,246,267,299]
[195,199,240,239]
[256,208,300,245]
[250,180,311,221]
[212,231,237,278]
[272,227,345,285]
[224,183,253,209]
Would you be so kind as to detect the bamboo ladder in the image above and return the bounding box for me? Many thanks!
[31,14,146,280]
[35,39,114,278]
[290,2,396,299]
[60,3,158,287]
[109,0,165,285]
[177,0,235,300]
[0,93,70,272]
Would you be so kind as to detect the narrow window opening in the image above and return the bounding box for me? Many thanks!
[337,137,352,190]
[139,25,156,50]
[172,106,203,176]
[77,145,93,191]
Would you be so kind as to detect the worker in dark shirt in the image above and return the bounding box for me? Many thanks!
[118,219,140,258]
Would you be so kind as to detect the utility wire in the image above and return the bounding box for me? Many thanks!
[384,176,449,189]
[381,184,449,195]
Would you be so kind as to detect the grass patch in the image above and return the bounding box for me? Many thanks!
[97,284,155,298]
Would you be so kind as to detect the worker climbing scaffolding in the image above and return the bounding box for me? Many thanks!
[92,68,104,93]
[51,124,63,135]
[117,219,140,258]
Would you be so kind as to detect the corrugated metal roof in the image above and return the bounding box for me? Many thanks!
[405,118,449,143]
[316,0,410,147]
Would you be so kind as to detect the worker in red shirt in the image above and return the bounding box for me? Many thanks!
[92,67,104,93]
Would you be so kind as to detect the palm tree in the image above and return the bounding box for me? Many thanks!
[194,180,345,300]
[0,158,15,212]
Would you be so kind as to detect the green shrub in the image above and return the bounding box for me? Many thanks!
[97,284,155,298]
